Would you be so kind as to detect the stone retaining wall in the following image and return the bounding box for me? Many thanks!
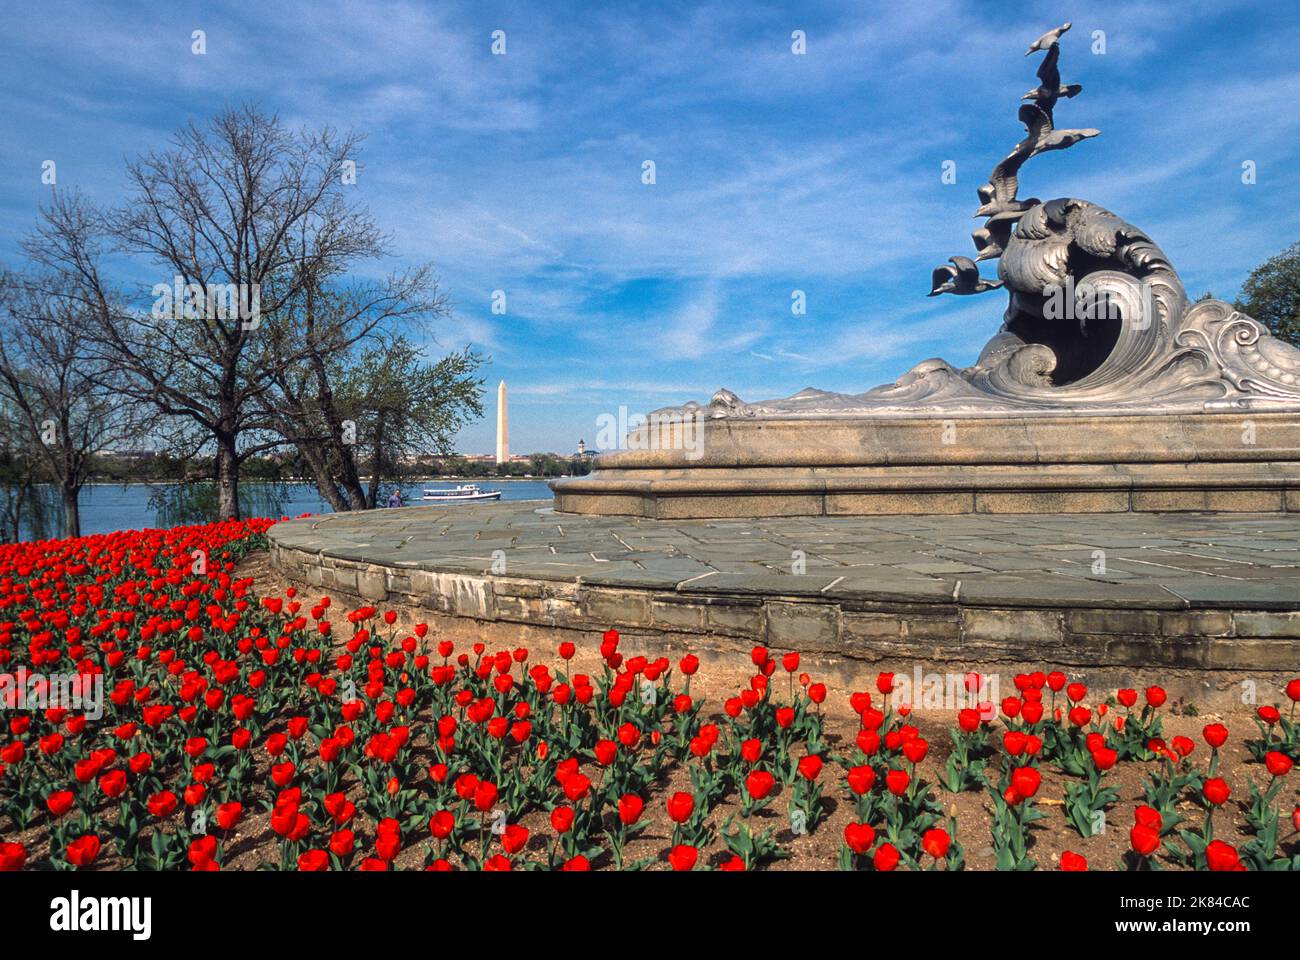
[269,538,1299,710]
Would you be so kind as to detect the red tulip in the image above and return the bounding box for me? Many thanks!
[147,790,178,818]
[847,765,875,795]
[1205,840,1242,872]
[873,842,900,871]
[188,835,218,869]
[430,810,455,839]
[501,824,529,855]
[330,830,355,857]
[901,738,928,764]
[561,773,590,803]
[885,768,909,796]
[46,790,76,818]
[1059,850,1088,871]
[668,844,698,871]
[1202,723,1228,748]
[746,770,775,800]
[1091,747,1118,771]
[1134,805,1163,831]
[1010,766,1040,799]
[921,828,950,860]
[1202,777,1231,806]
[1265,751,1293,777]
[844,822,876,855]
[1130,824,1160,857]
[65,835,101,868]
[216,802,243,831]
[618,794,644,825]
[797,755,823,781]
[298,849,330,871]
[0,842,26,872]
[667,791,694,823]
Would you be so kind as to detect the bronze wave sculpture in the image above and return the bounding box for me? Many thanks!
[552,25,1300,519]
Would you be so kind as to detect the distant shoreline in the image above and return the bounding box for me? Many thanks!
[76,477,561,487]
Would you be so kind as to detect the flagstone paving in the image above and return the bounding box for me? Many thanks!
[266,502,1300,703]
[269,501,1300,610]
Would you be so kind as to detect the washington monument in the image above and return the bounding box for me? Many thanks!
[495,380,509,465]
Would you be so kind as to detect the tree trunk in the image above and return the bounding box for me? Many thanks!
[62,484,81,538]
[307,354,367,509]
[299,440,349,513]
[215,434,240,520]
[366,413,387,509]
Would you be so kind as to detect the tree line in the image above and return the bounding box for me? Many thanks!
[0,106,484,538]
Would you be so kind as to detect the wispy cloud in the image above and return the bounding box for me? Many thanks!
[0,0,1294,453]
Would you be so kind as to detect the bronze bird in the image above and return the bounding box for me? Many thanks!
[1021,44,1081,109]
[1025,22,1071,56]
[930,256,1004,296]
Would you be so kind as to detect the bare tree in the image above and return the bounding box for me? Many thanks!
[0,270,143,537]
[25,106,390,519]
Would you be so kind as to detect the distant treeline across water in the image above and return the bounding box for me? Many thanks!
[13,480,554,541]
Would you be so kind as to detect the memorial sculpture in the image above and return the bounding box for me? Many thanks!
[552,26,1300,518]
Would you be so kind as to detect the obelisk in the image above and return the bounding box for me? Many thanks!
[495,380,509,465]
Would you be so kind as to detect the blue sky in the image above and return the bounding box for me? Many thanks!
[1,0,1297,455]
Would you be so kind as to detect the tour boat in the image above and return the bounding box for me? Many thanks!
[419,484,502,503]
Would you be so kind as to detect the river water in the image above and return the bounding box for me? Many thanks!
[16,480,556,540]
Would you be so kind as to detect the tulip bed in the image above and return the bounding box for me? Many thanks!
[1,519,1298,872]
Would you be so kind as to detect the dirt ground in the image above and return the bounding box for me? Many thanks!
[201,549,1299,872]
[9,548,1294,872]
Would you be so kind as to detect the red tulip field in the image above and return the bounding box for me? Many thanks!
[1,519,1297,873]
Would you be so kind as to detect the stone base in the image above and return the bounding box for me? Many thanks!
[266,503,1300,710]
[552,410,1300,518]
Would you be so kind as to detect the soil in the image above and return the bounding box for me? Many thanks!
[7,548,1296,872]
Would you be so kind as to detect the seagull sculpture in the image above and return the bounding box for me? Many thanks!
[929,256,1004,296]
[1021,43,1082,107]
[1025,22,1071,56]
[973,102,1097,219]
[928,25,1096,298]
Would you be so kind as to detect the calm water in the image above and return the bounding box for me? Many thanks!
[22,480,556,539]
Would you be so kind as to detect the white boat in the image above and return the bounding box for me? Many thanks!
[420,484,503,503]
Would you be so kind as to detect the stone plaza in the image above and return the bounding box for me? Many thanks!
[269,502,1300,708]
